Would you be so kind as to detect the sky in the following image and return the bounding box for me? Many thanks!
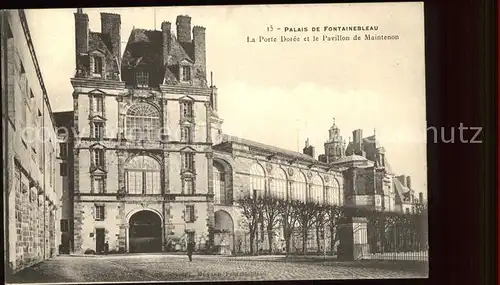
[25,3,427,195]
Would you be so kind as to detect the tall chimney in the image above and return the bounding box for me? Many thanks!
[419,192,424,204]
[74,9,89,64]
[303,139,315,158]
[161,21,171,67]
[406,176,412,189]
[352,129,363,154]
[176,15,192,43]
[101,13,121,62]
[193,25,207,85]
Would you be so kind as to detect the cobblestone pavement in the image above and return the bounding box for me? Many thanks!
[9,254,428,283]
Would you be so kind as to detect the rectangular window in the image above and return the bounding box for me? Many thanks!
[95,205,105,221]
[59,143,67,158]
[182,153,194,171]
[144,172,161,194]
[126,171,143,194]
[94,96,104,113]
[94,149,105,168]
[94,122,104,139]
[181,126,192,143]
[60,220,69,232]
[60,163,68,176]
[136,71,149,88]
[94,177,105,194]
[181,102,193,118]
[181,66,191,81]
[185,205,195,223]
[93,57,103,75]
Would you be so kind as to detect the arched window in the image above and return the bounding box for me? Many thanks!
[290,171,307,202]
[213,161,226,204]
[126,103,161,141]
[326,178,341,205]
[250,163,265,198]
[125,156,161,194]
[270,168,287,200]
[310,175,324,204]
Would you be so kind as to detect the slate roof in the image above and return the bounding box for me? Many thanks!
[121,29,163,69]
[121,27,197,85]
[393,177,415,203]
[89,32,112,54]
[219,134,325,164]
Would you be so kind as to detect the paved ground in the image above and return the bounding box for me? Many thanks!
[8,254,428,283]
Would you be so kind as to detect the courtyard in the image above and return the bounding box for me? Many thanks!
[8,254,428,283]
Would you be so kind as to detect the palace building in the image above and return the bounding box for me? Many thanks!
[65,10,423,255]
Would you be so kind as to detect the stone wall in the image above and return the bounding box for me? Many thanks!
[5,10,60,275]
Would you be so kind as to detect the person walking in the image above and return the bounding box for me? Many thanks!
[187,240,195,262]
[104,241,109,255]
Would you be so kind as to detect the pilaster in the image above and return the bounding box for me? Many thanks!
[337,217,369,261]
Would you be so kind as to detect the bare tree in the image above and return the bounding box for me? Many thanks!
[236,194,265,255]
[296,200,322,254]
[324,205,344,255]
[314,204,328,252]
[276,199,301,256]
[262,196,283,253]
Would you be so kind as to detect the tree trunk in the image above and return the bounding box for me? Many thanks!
[316,226,321,253]
[302,227,308,255]
[330,225,335,255]
[249,231,255,255]
[267,227,273,254]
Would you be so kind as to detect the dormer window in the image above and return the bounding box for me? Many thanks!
[181,66,191,81]
[136,71,149,88]
[91,56,104,78]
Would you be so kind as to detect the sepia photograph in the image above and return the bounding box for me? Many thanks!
[3,3,428,283]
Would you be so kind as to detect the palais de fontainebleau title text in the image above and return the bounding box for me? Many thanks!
[246,25,400,43]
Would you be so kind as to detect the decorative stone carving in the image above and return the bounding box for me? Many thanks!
[141,202,148,208]
[265,163,273,173]
[307,171,313,179]
[287,168,294,176]
[324,175,330,183]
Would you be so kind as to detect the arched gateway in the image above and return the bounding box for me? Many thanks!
[128,210,162,253]
[214,210,234,255]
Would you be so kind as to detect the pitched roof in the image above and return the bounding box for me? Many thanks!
[121,29,163,69]
[89,32,112,54]
[393,178,413,202]
[219,134,322,163]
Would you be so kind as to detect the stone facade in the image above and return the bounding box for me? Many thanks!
[66,10,424,255]
[3,10,61,274]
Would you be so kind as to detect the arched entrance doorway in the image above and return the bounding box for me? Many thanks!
[128,210,162,253]
[214,210,234,255]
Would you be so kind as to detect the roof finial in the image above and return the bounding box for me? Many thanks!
[305,138,309,147]
[374,128,376,136]
[348,136,351,142]
[333,117,336,125]
[77,8,83,14]
[210,71,213,87]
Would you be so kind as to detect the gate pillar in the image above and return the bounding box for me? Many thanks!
[337,217,369,261]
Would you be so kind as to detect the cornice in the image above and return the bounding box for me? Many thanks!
[71,78,126,90]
